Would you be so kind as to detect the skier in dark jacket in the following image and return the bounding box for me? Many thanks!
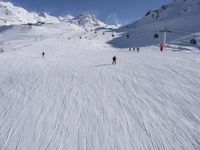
[137,47,140,53]
[42,52,45,58]
[112,56,117,65]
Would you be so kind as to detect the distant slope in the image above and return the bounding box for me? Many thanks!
[133,0,200,26]
[108,0,200,48]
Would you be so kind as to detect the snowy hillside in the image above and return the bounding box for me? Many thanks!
[0,1,59,26]
[109,0,200,48]
[134,0,200,26]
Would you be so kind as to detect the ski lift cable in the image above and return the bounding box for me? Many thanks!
[169,27,198,32]
[114,25,199,36]
[169,27,199,33]
[169,30,190,35]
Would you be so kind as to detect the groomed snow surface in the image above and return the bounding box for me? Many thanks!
[0,24,200,150]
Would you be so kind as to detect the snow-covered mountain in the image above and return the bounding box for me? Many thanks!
[69,11,106,28]
[59,15,74,22]
[0,2,106,29]
[109,0,200,48]
[39,12,60,23]
[0,1,59,26]
[0,1,39,25]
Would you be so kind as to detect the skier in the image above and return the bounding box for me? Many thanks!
[0,48,4,53]
[112,56,117,65]
[42,52,45,58]
[137,47,140,53]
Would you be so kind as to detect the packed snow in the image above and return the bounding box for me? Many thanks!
[0,0,200,150]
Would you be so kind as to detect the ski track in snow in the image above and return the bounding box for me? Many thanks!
[0,34,200,150]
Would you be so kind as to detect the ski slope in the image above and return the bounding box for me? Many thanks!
[0,24,200,150]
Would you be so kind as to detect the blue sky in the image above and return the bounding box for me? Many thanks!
[9,0,172,24]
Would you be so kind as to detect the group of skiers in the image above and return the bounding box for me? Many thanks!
[129,47,140,52]
[113,47,142,64]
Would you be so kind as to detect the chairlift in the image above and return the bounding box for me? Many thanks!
[154,32,159,39]
[190,39,197,45]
